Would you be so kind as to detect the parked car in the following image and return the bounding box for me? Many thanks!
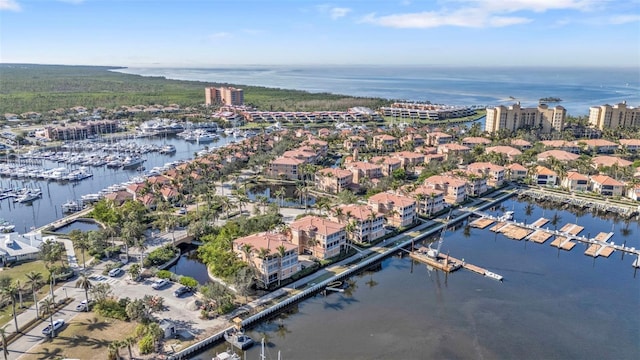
[76,299,93,311]
[152,279,170,290]
[177,207,187,215]
[173,286,192,297]
[108,268,123,277]
[42,319,65,335]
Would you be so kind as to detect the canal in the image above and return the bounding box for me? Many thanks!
[196,198,640,360]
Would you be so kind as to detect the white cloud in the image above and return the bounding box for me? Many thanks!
[0,0,21,11]
[361,0,600,28]
[330,7,351,19]
[606,14,640,25]
[361,9,530,28]
[208,32,231,40]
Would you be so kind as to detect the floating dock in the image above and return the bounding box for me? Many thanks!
[409,251,461,272]
[550,236,577,251]
[498,224,532,240]
[531,217,549,227]
[490,222,507,232]
[528,230,553,244]
[559,223,584,236]
[585,244,616,258]
[470,217,495,229]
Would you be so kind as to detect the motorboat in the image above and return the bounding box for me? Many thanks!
[484,271,504,282]
[159,144,176,154]
[213,350,241,360]
[62,200,82,213]
[0,219,15,233]
[121,156,145,169]
[224,328,254,350]
[15,188,42,203]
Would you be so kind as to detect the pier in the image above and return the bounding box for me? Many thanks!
[469,210,640,264]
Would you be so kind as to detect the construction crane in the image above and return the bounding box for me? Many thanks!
[427,209,453,258]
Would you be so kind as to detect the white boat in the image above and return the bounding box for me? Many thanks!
[15,189,42,203]
[121,156,145,169]
[484,271,504,281]
[196,132,218,143]
[224,328,253,350]
[213,350,241,360]
[159,144,176,154]
[62,200,82,213]
[0,219,15,233]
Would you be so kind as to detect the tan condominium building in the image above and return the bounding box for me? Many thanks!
[588,102,640,130]
[485,103,565,134]
[205,86,244,106]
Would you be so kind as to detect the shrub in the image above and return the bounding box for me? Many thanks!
[138,334,154,354]
[94,298,129,321]
[179,276,199,289]
[143,245,178,267]
[156,270,172,279]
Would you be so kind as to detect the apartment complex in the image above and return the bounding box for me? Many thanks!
[588,102,640,130]
[232,233,301,286]
[485,103,566,134]
[205,86,244,106]
[42,120,119,141]
[289,216,346,259]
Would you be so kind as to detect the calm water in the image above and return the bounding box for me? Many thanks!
[169,245,210,285]
[0,134,237,230]
[197,198,640,360]
[55,220,101,234]
[114,66,640,116]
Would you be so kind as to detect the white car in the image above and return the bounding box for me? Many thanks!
[151,279,170,290]
[108,268,123,277]
[42,319,65,335]
[76,299,93,311]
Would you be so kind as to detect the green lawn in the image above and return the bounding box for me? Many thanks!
[0,261,53,326]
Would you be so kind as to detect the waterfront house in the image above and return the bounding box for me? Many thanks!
[506,163,528,181]
[591,156,632,170]
[467,162,506,188]
[232,232,301,286]
[447,170,488,197]
[104,190,134,206]
[423,175,467,204]
[561,171,589,192]
[485,146,522,161]
[290,216,346,259]
[368,192,417,227]
[267,156,304,180]
[589,175,625,197]
[315,168,353,194]
[626,184,640,201]
[533,166,558,186]
[329,204,385,243]
[0,232,43,266]
[409,185,446,217]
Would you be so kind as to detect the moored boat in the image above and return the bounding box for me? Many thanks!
[223,328,254,350]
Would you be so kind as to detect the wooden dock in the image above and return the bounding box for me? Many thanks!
[498,224,532,240]
[559,223,584,236]
[489,222,507,232]
[470,217,495,229]
[528,230,553,244]
[550,236,577,251]
[445,255,503,281]
[409,252,461,273]
[585,244,616,258]
[531,217,549,228]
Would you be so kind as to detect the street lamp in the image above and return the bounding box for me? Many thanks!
[63,287,68,300]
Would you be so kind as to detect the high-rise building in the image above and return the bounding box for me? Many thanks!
[588,102,640,130]
[485,103,565,134]
[205,86,244,106]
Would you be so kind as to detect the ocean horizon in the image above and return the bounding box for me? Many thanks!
[114,65,640,117]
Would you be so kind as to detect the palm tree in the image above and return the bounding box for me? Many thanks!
[75,274,93,312]
[25,271,42,318]
[107,340,122,360]
[40,298,56,339]
[123,336,135,359]
[70,230,91,269]
[276,244,287,287]
[1,285,19,333]
[550,212,562,230]
[0,324,9,360]
[135,238,148,265]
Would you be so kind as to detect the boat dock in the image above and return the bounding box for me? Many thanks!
[409,251,461,273]
[469,210,640,266]
[470,217,495,229]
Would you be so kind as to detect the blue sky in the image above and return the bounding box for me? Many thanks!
[1,0,639,67]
